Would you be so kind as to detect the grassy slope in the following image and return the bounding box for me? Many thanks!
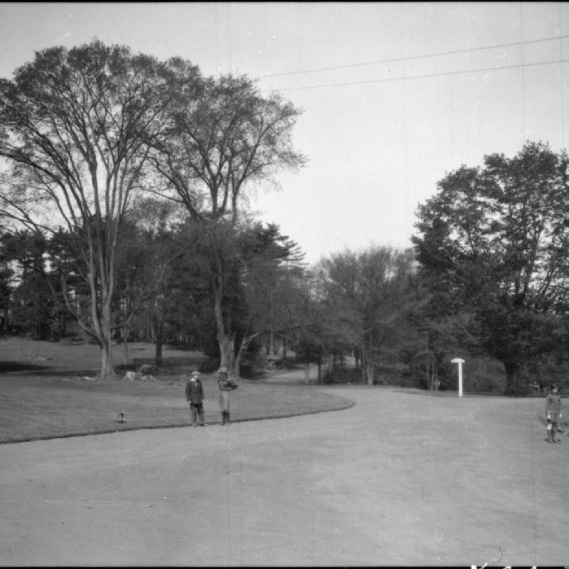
[0,338,353,444]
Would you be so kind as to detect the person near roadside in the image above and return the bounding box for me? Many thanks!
[185,370,205,427]
[545,383,562,443]
[218,366,238,425]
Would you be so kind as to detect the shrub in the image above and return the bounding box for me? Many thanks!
[322,367,363,385]
[198,359,220,373]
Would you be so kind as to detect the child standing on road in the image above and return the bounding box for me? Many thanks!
[185,371,206,427]
[218,366,238,425]
[545,384,562,443]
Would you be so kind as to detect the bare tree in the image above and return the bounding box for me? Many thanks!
[0,40,175,379]
[149,72,306,372]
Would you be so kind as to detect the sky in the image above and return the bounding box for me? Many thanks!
[0,2,568,264]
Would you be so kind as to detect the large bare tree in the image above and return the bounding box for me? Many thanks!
[149,72,306,372]
[0,40,175,379]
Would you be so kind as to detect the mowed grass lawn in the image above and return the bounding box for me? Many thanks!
[0,337,353,444]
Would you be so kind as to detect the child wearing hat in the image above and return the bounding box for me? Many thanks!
[185,371,205,427]
[218,366,238,425]
[545,384,562,443]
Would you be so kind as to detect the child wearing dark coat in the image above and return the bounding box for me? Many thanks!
[185,371,205,427]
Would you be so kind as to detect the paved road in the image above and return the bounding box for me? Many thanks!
[1,387,567,566]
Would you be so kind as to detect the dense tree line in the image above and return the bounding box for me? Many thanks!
[1,41,568,393]
[0,40,304,379]
[413,141,569,394]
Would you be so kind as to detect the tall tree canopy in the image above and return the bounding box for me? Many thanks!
[0,40,306,378]
[413,141,569,394]
[0,40,175,378]
[149,72,306,371]
[318,245,417,385]
[149,73,305,222]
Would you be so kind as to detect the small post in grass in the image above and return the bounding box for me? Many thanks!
[451,358,465,397]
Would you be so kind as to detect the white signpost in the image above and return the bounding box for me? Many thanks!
[451,358,465,397]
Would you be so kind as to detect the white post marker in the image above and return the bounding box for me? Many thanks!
[451,358,465,397]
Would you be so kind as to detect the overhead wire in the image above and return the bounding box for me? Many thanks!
[256,33,569,92]
[519,3,528,147]
[258,32,569,79]
[264,59,569,93]
[559,3,567,150]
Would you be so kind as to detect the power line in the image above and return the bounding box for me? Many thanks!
[258,33,569,80]
[264,58,569,93]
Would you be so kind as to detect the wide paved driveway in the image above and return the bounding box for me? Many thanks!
[1,387,567,566]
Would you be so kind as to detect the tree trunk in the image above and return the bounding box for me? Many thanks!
[212,267,236,373]
[366,361,375,386]
[218,331,235,373]
[434,362,439,391]
[304,350,310,382]
[3,298,9,334]
[99,335,115,380]
[155,339,163,367]
[92,293,117,380]
[123,336,130,368]
[154,317,164,367]
[362,342,375,386]
[503,361,522,395]
[429,359,436,390]
[234,331,263,377]
[234,339,249,377]
[268,329,275,356]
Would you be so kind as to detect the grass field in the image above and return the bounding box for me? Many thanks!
[0,337,353,444]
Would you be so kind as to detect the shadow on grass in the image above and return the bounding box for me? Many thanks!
[32,369,100,377]
[0,361,49,373]
[131,356,206,368]
[0,363,100,377]
[391,388,510,398]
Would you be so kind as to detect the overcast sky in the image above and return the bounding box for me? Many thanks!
[1,2,568,263]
